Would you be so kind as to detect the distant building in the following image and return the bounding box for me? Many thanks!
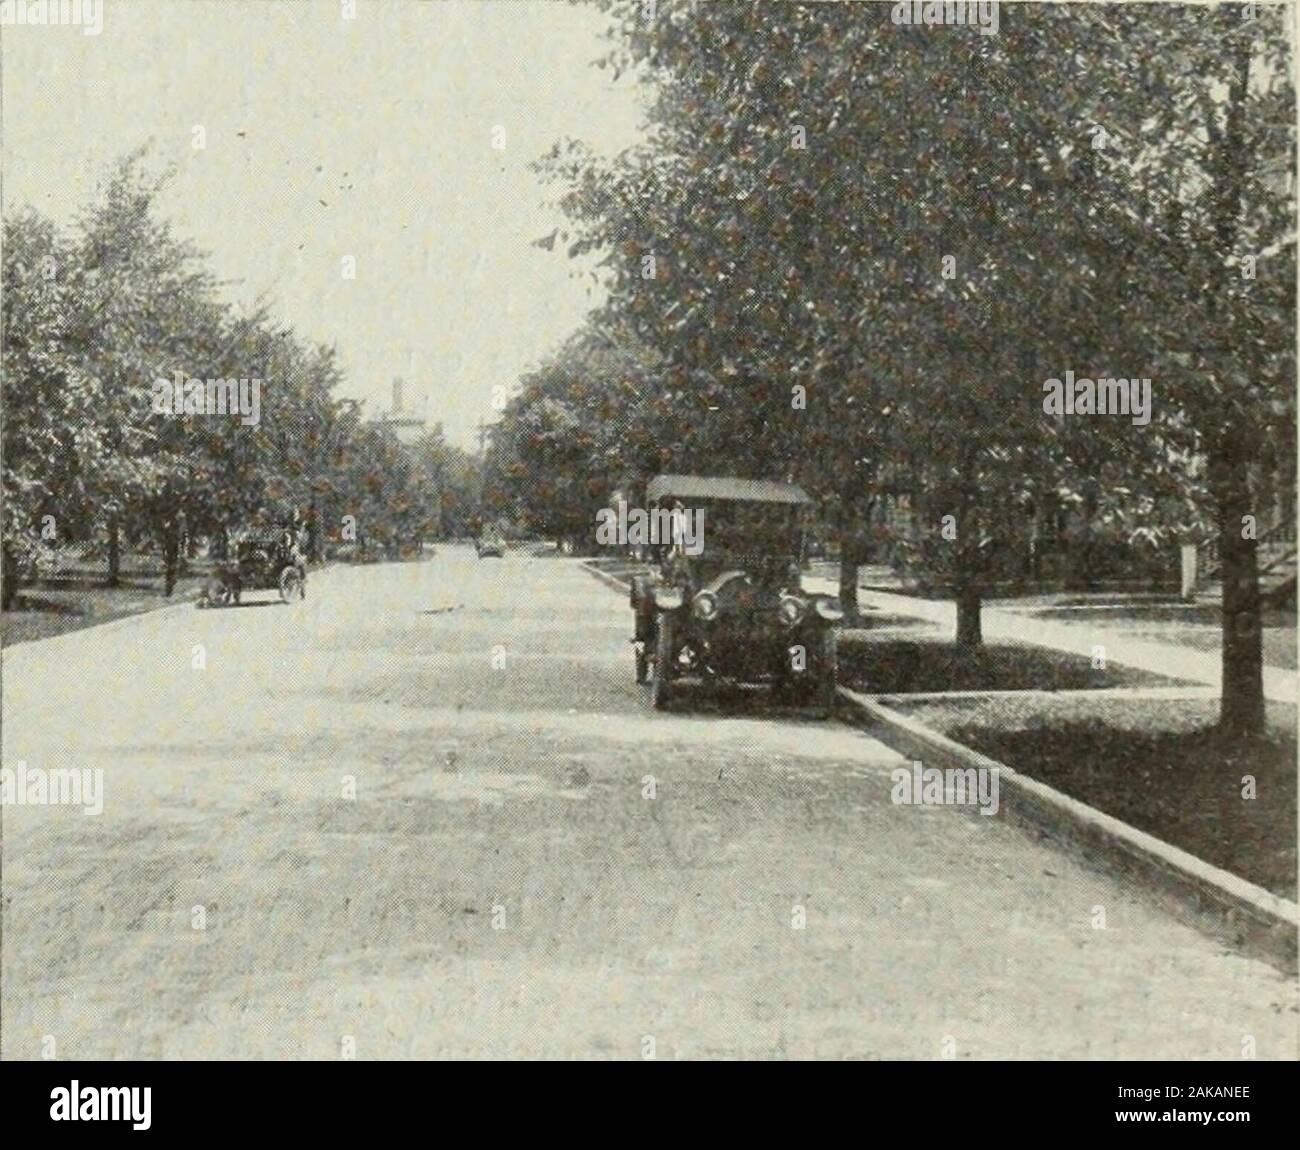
[373,378,429,446]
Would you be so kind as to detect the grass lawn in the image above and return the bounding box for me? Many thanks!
[1022,603,1298,670]
[1118,625,1296,670]
[2,572,210,647]
[887,694,1297,900]
[842,613,939,632]
[838,631,1188,693]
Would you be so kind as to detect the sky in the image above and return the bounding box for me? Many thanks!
[1,0,648,448]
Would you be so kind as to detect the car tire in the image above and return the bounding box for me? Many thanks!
[650,614,675,710]
[816,627,838,717]
[207,576,231,608]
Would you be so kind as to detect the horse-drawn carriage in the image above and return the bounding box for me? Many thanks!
[198,528,306,608]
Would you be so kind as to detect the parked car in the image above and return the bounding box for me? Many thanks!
[199,528,306,607]
[475,529,506,559]
[628,474,842,713]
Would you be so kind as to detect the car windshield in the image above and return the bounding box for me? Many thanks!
[701,501,798,557]
[653,498,801,582]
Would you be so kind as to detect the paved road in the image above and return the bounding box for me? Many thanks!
[2,547,1295,1059]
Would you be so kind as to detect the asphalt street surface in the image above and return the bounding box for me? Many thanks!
[2,546,1295,1058]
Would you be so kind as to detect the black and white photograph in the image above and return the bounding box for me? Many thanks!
[1,0,1297,1090]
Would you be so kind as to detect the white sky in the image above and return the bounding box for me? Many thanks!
[2,0,647,448]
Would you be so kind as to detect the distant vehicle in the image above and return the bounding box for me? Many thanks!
[628,474,842,714]
[199,528,306,607]
[475,529,506,559]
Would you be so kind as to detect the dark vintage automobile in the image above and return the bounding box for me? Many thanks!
[198,528,306,607]
[629,474,843,713]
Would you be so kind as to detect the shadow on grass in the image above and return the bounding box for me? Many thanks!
[839,636,1184,693]
[8,595,87,617]
[956,718,1297,901]
[27,576,165,592]
[2,574,208,646]
[198,600,285,610]
[1032,603,1297,628]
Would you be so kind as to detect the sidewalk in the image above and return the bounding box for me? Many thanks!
[803,578,1299,704]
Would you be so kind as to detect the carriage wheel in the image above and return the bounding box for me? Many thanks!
[278,567,303,603]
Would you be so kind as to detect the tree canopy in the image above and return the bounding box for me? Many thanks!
[2,152,472,588]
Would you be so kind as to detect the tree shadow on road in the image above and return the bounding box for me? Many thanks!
[200,600,288,610]
[654,679,838,723]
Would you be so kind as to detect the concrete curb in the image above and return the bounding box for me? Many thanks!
[838,686,1299,976]
[873,685,1221,703]
[585,560,1298,971]
[582,563,634,596]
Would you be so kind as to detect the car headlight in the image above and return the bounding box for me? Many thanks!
[778,595,806,625]
[815,598,844,621]
[692,591,718,621]
[655,588,684,611]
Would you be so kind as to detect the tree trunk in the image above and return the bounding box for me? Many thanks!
[1217,442,1265,737]
[1078,485,1098,591]
[953,460,983,648]
[837,482,870,620]
[106,517,121,587]
[956,582,982,648]
[162,523,180,597]
[1028,504,1041,582]
[1209,33,1262,738]
[2,543,19,610]
[838,536,859,620]
[307,501,322,563]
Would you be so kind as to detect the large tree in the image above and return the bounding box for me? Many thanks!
[3,149,469,602]
[542,1,1292,728]
[485,321,667,547]
[1026,1,1295,734]
[1,211,100,604]
[540,3,1123,636]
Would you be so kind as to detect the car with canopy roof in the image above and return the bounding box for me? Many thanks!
[628,474,842,712]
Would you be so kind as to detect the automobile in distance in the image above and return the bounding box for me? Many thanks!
[628,474,843,713]
[199,527,306,607]
[475,528,506,559]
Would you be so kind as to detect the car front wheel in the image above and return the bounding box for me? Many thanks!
[650,614,675,710]
[815,626,838,716]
